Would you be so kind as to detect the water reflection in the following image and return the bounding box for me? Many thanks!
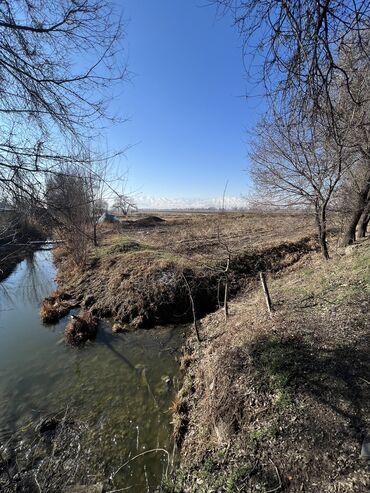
[0,249,184,492]
[0,249,55,309]
[22,251,55,303]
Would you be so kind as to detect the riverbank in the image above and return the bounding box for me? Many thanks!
[17,212,369,491]
[167,238,370,492]
[46,212,319,329]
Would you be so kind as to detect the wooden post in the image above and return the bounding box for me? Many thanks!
[259,271,273,316]
[224,256,230,321]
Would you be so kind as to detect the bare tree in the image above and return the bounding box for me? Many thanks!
[250,113,347,259]
[215,1,370,115]
[358,195,370,238]
[338,163,370,245]
[215,1,370,248]
[0,0,126,237]
[334,38,370,245]
[85,155,110,247]
[45,167,91,266]
[112,193,137,217]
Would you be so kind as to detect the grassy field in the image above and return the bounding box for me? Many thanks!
[101,211,318,262]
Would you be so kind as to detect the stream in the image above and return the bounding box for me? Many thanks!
[0,249,185,492]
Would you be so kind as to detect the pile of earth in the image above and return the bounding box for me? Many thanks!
[121,215,166,229]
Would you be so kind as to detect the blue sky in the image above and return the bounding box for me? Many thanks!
[110,0,265,208]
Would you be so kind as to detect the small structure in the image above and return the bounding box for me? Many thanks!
[97,211,118,224]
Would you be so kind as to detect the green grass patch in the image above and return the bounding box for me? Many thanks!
[92,237,152,259]
[249,425,278,443]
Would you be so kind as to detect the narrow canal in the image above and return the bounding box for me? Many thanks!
[0,249,184,492]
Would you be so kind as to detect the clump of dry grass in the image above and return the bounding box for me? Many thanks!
[53,245,68,263]
[179,353,193,371]
[40,289,79,324]
[65,310,98,346]
[39,289,71,323]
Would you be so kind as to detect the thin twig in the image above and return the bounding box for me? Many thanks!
[222,441,231,465]
[110,448,170,480]
[181,273,201,343]
[224,254,230,321]
[265,459,282,493]
[34,471,42,493]
[360,377,370,386]
[106,487,134,492]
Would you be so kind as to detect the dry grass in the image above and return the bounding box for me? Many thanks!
[102,211,318,264]
[168,239,370,492]
[51,212,320,328]
[40,289,79,324]
[65,310,98,346]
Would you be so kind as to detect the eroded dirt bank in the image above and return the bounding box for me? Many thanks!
[45,215,319,329]
[166,240,370,492]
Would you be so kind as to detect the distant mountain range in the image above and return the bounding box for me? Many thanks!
[135,195,248,210]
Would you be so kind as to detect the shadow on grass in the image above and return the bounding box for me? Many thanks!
[249,333,370,441]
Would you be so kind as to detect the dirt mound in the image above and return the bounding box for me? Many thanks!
[45,235,318,328]
[108,240,142,254]
[133,215,165,227]
[70,253,220,328]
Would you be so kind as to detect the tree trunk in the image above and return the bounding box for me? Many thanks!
[93,222,98,247]
[358,199,370,238]
[341,169,370,246]
[341,209,364,246]
[315,204,330,260]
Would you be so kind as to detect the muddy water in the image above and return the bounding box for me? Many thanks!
[0,249,185,491]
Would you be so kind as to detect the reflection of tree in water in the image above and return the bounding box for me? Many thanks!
[0,250,56,309]
[21,251,56,304]
[0,283,15,311]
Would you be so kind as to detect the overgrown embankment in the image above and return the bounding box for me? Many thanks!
[166,239,370,492]
[47,223,318,328]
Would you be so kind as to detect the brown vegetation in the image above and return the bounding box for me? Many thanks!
[167,239,370,492]
[65,311,98,346]
[47,212,321,329]
[40,290,78,324]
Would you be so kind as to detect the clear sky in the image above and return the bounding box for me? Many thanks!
[110,0,265,208]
